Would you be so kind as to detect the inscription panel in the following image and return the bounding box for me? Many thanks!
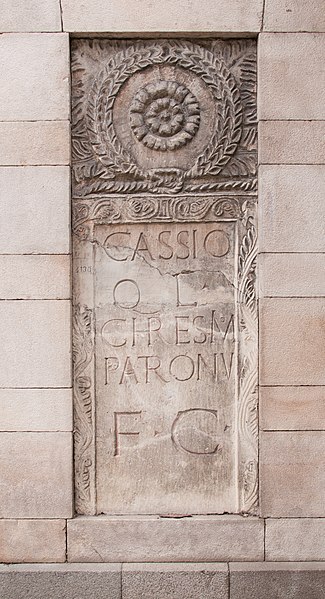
[95,222,237,514]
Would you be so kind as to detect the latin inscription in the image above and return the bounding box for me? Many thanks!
[95,221,238,514]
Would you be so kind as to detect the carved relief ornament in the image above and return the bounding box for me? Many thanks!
[71,39,257,195]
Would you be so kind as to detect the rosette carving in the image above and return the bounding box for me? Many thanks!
[130,81,200,151]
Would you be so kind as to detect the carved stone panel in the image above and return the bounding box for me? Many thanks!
[72,39,257,517]
[71,39,257,196]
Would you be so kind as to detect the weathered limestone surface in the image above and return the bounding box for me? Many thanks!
[259,34,325,119]
[230,562,325,599]
[0,300,71,387]
[260,432,325,517]
[0,520,66,563]
[0,122,70,165]
[72,37,258,517]
[62,0,263,32]
[0,389,72,432]
[122,563,228,599]
[259,165,325,253]
[266,519,325,561]
[259,121,325,164]
[260,386,325,431]
[264,0,325,32]
[260,299,325,386]
[0,433,73,518]
[0,34,69,121]
[0,255,70,299]
[259,254,325,297]
[0,167,70,254]
[0,0,62,32]
[67,516,264,562]
[0,564,121,599]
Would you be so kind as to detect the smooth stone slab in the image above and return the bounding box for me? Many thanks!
[260,298,325,386]
[230,562,325,599]
[62,0,263,32]
[0,255,70,300]
[0,300,71,387]
[0,167,70,254]
[0,520,66,563]
[122,563,228,599]
[67,516,264,562]
[0,432,73,518]
[0,33,69,120]
[259,254,325,297]
[259,34,325,120]
[259,165,325,253]
[259,121,325,164]
[260,386,325,431]
[0,122,70,166]
[266,519,325,561]
[260,432,325,517]
[264,0,325,32]
[0,388,72,432]
[0,564,121,599]
[0,0,61,32]
[95,222,238,515]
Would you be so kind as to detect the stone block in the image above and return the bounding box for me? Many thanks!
[259,254,325,297]
[0,0,61,32]
[230,562,325,599]
[0,121,70,166]
[122,563,228,599]
[0,564,121,598]
[0,167,70,254]
[260,298,325,386]
[0,300,71,388]
[259,165,325,253]
[259,121,325,164]
[0,388,72,432]
[264,0,325,32]
[0,33,69,120]
[67,516,264,562]
[260,386,325,431]
[0,520,66,563]
[260,432,325,517]
[259,34,325,119]
[0,432,73,518]
[266,519,325,561]
[61,0,263,33]
[0,255,70,299]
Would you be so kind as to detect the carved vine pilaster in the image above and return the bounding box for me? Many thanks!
[237,218,258,512]
[73,303,95,514]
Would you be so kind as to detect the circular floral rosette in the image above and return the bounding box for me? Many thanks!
[129,81,200,151]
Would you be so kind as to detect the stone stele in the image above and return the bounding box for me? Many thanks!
[72,38,257,516]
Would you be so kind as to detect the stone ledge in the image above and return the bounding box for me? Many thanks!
[1,563,325,599]
[67,515,264,562]
[0,564,121,599]
[230,562,325,599]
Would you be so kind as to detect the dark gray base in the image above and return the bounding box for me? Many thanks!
[1,562,325,599]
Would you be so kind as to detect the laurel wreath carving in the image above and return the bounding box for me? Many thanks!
[85,41,243,193]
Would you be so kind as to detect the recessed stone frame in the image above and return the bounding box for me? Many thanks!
[72,38,257,517]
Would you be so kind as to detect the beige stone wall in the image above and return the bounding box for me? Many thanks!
[0,0,324,576]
